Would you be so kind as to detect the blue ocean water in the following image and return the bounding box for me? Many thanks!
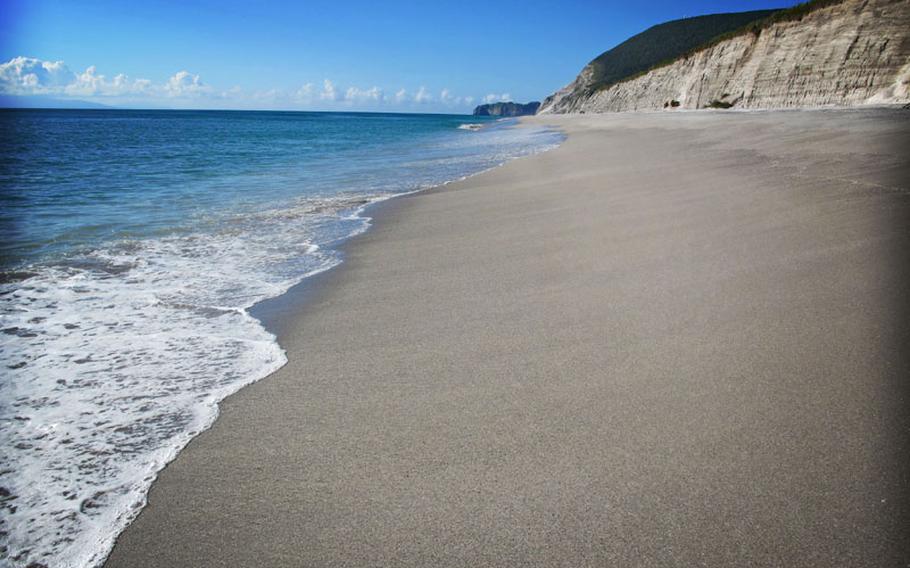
[0,109,562,567]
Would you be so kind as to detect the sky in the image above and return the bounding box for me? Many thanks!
[0,0,802,113]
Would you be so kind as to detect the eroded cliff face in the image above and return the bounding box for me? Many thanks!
[539,0,910,113]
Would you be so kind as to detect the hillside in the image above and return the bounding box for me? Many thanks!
[539,0,910,113]
[539,10,776,113]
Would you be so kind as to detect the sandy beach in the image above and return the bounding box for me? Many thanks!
[105,109,910,567]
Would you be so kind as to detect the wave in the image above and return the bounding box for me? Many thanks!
[0,194,382,568]
[0,121,564,568]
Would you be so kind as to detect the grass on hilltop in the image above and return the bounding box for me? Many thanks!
[589,0,847,94]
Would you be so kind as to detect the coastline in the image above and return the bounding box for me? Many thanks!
[106,109,909,566]
[247,131,563,342]
[0,113,564,568]
[249,194,426,341]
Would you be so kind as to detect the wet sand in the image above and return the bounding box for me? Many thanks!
[105,109,910,567]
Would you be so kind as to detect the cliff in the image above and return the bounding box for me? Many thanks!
[539,0,910,113]
[473,101,541,116]
[541,10,775,111]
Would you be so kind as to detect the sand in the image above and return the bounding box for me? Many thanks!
[104,109,910,567]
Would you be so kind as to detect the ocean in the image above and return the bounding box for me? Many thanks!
[0,109,563,567]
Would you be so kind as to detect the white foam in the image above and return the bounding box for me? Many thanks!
[0,124,564,568]
[0,196,378,568]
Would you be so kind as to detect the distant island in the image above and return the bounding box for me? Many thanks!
[472,101,541,117]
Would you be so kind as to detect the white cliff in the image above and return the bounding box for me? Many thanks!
[539,0,910,113]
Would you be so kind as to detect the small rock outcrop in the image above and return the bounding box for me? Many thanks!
[472,101,541,116]
[539,0,910,113]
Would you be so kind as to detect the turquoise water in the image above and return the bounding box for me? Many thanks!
[0,109,562,568]
[1,110,555,266]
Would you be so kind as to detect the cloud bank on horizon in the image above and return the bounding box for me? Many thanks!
[0,56,513,111]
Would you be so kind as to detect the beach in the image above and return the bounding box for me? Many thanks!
[104,109,910,566]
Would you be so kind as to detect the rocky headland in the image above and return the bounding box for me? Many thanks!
[473,101,541,116]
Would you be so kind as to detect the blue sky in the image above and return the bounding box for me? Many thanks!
[0,0,801,112]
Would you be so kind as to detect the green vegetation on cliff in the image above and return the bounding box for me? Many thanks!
[588,0,852,95]
[646,0,850,78]
[582,10,777,96]
[540,0,886,114]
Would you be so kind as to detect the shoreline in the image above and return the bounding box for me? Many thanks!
[106,109,909,567]
[248,127,566,342]
[250,194,425,341]
[0,114,564,568]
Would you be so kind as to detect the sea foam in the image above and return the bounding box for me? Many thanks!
[0,115,563,568]
[0,197,372,568]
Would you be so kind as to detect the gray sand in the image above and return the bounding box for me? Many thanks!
[105,109,910,567]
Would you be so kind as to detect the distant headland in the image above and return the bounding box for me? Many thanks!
[472,101,541,117]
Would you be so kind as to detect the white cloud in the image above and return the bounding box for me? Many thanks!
[296,83,313,99]
[320,79,342,101]
[345,85,384,102]
[482,93,512,104]
[70,66,105,95]
[65,66,151,96]
[0,56,205,99]
[165,71,209,97]
[0,56,75,94]
[317,79,385,104]
[1,56,495,111]
[0,56,149,97]
[437,88,477,107]
[414,86,432,104]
